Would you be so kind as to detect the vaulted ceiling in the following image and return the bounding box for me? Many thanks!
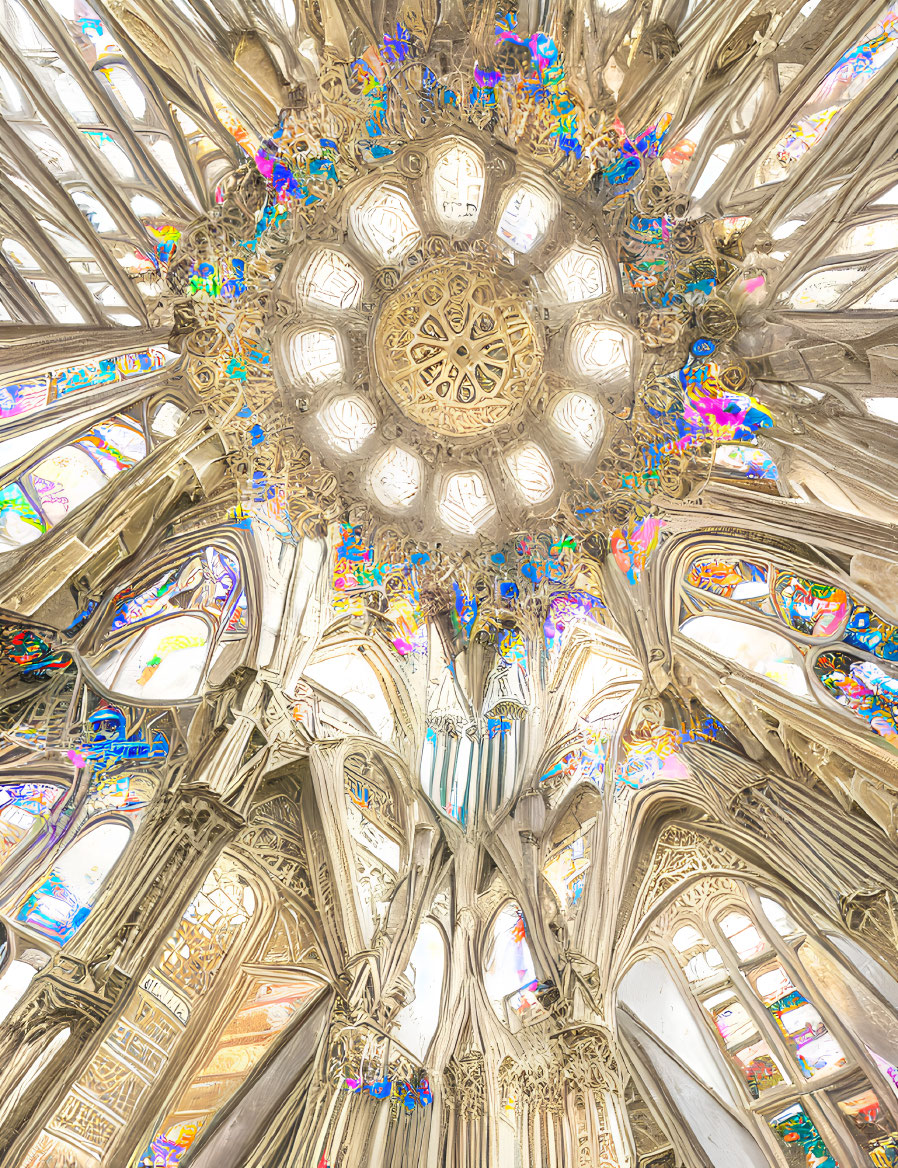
[1,1,898,1167]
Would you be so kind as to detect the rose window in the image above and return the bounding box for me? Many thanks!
[373,257,541,437]
[275,134,631,540]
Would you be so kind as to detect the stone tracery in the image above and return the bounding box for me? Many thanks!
[1,0,898,1166]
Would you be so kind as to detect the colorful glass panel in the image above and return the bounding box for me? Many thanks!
[763,8,898,179]
[143,978,319,1166]
[543,833,590,909]
[0,483,46,550]
[767,990,847,1079]
[0,349,172,423]
[835,1086,897,1163]
[484,903,538,1023]
[0,782,64,866]
[15,821,130,943]
[732,1039,787,1098]
[769,1102,838,1167]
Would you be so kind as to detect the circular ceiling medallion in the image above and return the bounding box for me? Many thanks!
[373,256,542,437]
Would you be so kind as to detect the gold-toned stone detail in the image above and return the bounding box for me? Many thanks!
[373,258,541,436]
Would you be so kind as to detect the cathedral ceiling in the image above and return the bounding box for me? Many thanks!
[1,0,898,1165]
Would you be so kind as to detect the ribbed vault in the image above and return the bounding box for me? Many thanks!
[1,1,898,1167]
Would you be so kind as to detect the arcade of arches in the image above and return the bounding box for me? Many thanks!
[2,0,898,1165]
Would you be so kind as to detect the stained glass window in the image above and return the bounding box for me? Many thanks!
[302,250,364,309]
[15,821,131,943]
[87,546,247,701]
[432,141,485,228]
[0,783,64,867]
[438,470,496,533]
[483,903,542,1025]
[393,921,446,1058]
[496,184,554,252]
[351,185,421,263]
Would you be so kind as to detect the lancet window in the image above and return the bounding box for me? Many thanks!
[85,544,248,702]
[483,903,543,1028]
[0,414,148,551]
[23,860,258,1165]
[14,819,131,944]
[630,879,898,1168]
[680,552,898,744]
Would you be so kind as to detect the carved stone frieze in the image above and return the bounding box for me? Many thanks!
[444,1049,487,1119]
[839,887,898,974]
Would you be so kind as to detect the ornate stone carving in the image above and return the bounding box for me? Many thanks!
[840,887,898,972]
[373,255,542,437]
[2,954,129,1049]
[444,1049,486,1118]
[632,826,748,928]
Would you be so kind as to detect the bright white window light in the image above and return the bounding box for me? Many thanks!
[29,281,84,323]
[130,194,165,218]
[351,186,420,263]
[0,64,24,114]
[148,139,190,196]
[291,328,342,385]
[569,322,630,379]
[393,920,445,1058]
[771,219,804,240]
[2,239,39,270]
[39,222,90,259]
[319,395,376,453]
[854,275,898,310]
[496,184,554,252]
[551,392,603,452]
[370,446,422,509]
[101,65,147,120]
[433,141,485,228]
[672,925,704,952]
[305,649,393,740]
[506,443,554,503]
[54,71,96,122]
[692,142,735,200]
[438,470,496,533]
[25,130,73,176]
[680,615,808,695]
[866,397,898,422]
[873,182,898,205]
[72,191,116,233]
[85,132,136,180]
[786,267,862,309]
[151,402,187,437]
[546,246,607,302]
[303,250,363,310]
[833,218,898,255]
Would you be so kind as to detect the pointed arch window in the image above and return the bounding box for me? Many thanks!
[656,882,898,1166]
[0,347,174,425]
[28,861,258,1164]
[679,553,898,745]
[142,974,321,1164]
[14,820,131,943]
[432,140,485,228]
[483,903,542,1026]
[543,830,590,910]
[393,920,446,1058]
[0,782,65,870]
[304,646,393,741]
[757,8,898,185]
[87,545,248,701]
[0,415,148,551]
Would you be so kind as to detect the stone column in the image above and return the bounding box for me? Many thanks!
[0,781,245,1163]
